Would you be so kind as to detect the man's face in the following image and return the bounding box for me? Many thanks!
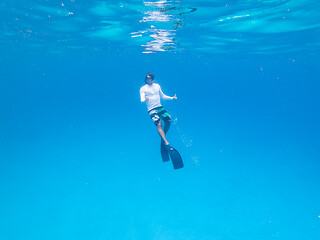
[146,76,154,85]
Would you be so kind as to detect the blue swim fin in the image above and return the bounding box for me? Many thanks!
[167,146,184,170]
[161,141,170,162]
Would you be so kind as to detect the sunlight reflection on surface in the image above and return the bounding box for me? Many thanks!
[131,0,182,53]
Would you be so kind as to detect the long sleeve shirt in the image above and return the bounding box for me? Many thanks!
[140,83,174,111]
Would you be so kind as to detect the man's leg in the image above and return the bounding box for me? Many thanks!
[164,118,171,134]
[157,121,169,145]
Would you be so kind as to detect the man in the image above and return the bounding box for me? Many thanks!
[140,73,177,149]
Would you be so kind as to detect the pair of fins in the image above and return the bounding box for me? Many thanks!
[161,142,184,169]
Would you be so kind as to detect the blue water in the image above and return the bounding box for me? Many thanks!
[1,1,320,239]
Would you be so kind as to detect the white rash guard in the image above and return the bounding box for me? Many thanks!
[140,83,174,111]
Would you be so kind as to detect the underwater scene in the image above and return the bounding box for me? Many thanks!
[1,0,320,239]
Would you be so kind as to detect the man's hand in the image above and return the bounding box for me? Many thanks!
[173,94,177,100]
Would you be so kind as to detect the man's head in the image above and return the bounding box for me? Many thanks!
[145,73,154,85]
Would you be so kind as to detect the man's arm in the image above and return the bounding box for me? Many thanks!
[159,86,177,100]
[140,88,149,102]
